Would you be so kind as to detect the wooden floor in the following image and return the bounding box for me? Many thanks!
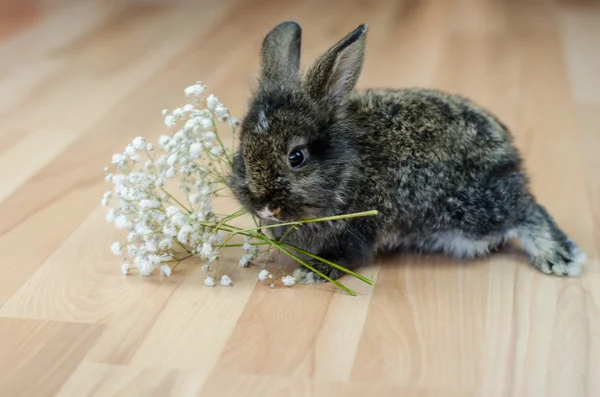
[1,0,599,396]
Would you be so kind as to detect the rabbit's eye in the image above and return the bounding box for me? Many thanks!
[288,148,306,169]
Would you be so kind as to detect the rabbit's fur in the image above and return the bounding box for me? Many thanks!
[229,22,586,283]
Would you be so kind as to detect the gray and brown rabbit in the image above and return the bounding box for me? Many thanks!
[229,21,586,283]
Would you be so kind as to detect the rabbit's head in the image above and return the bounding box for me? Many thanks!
[230,22,368,222]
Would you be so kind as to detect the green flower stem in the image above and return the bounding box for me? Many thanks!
[212,121,232,165]
[144,147,159,179]
[273,242,356,296]
[279,242,373,285]
[161,188,192,213]
[215,209,246,230]
[216,210,379,249]
[174,240,193,254]
[236,210,379,235]
[165,253,194,263]
[221,242,270,248]
[148,185,373,294]
[205,150,228,176]
[278,225,298,242]
[198,219,359,293]
[214,210,252,248]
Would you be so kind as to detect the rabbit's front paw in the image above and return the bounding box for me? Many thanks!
[292,263,341,284]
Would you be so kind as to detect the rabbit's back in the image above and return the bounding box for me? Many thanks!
[348,88,517,164]
[345,88,530,239]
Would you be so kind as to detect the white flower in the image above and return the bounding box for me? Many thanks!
[165,115,176,128]
[214,105,229,121]
[111,242,122,255]
[239,255,251,268]
[166,206,180,217]
[210,146,223,157]
[198,184,212,197]
[189,232,200,246]
[199,117,213,131]
[115,215,130,229]
[258,269,271,281]
[200,242,213,259]
[163,223,177,237]
[171,212,188,227]
[269,283,275,289]
[165,167,176,178]
[203,131,216,142]
[173,129,186,142]
[139,199,160,209]
[204,276,215,287]
[135,222,151,236]
[282,275,296,287]
[201,264,210,272]
[104,82,243,280]
[159,238,172,250]
[206,94,219,111]
[139,260,154,276]
[156,155,168,167]
[220,275,232,286]
[112,173,126,184]
[160,264,172,277]
[185,83,205,98]
[145,240,157,252]
[167,154,178,166]
[242,242,253,252]
[125,144,137,157]
[132,137,146,150]
[177,225,192,244]
[189,142,203,158]
[188,193,200,206]
[158,135,171,148]
[112,153,127,165]
[121,263,130,275]
[127,244,138,257]
[106,208,116,223]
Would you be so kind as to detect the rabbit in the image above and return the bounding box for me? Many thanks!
[228,21,586,284]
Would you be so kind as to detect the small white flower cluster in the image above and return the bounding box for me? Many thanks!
[102,81,304,290]
[257,269,296,288]
[239,236,260,267]
[103,82,237,281]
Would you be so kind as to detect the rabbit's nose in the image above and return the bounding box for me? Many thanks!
[257,205,280,220]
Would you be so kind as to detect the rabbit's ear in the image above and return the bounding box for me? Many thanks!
[305,24,368,105]
[260,21,302,82]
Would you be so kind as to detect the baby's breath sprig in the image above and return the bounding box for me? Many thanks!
[102,82,377,295]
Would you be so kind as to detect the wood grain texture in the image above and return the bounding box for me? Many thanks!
[0,318,103,397]
[0,0,598,396]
